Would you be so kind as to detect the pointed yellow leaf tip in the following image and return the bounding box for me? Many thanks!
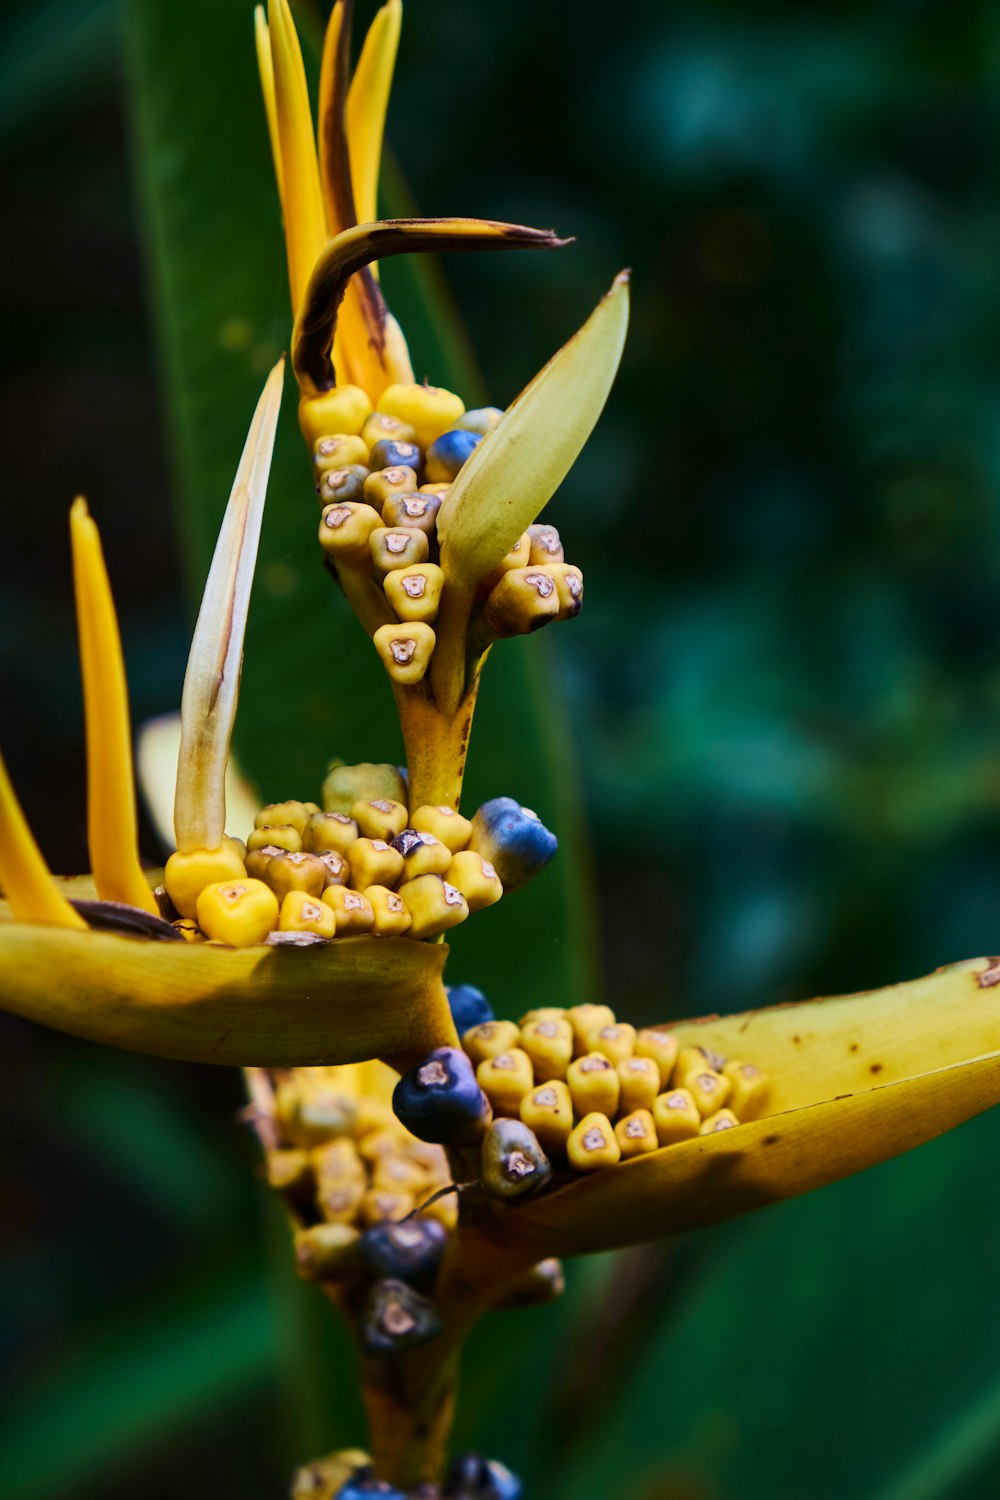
[174,358,285,854]
[254,5,284,208]
[346,0,402,230]
[0,753,87,929]
[437,270,630,589]
[268,0,328,314]
[70,498,158,915]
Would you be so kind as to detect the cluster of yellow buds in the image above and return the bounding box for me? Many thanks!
[164,761,556,947]
[306,380,584,686]
[462,1003,771,1186]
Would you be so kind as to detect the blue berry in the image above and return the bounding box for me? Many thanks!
[359,1219,447,1287]
[335,1470,406,1499]
[444,1453,523,1499]
[393,1046,492,1145]
[424,428,481,483]
[446,983,494,1035]
[368,438,424,477]
[360,1278,442,1357]
[468,797,558,892]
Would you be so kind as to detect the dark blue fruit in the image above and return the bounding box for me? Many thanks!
[393,1047,492,1145]
[446,982,494,1035]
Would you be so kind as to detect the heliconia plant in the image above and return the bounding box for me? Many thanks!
[3,2,1000,1496]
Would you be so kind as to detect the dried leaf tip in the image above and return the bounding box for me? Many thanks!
[173,358,285,854]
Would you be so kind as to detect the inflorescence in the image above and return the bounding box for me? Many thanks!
[304,381,583,684]
[163,763,556,947]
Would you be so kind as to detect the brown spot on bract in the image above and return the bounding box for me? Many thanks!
[792,1035,801,1046]
[761,1134,780,1146]
[849,1043,859,1053]
[870,1063,883,1074]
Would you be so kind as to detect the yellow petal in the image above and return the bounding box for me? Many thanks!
[268,0,328,314]
[0,757,86,929]
[346,0,401,231]
[70,499,158,914]
[0,918,456,1070]
[317,0,354,237]
[437,271,630,588]
[174,359,284,853]
[254,5,283,207]
[293,217,568,396]
[503,958,1000,1257]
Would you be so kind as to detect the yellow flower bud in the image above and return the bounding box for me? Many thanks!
[363,463,419,512]
[348,838,405,891]
[361,411,417,449]
[244,845,280,882]
[477,1048,535,1116]
[398,873,469,938]
[381,491,441,536]
[684,1067,731,1118]
[617,1055,661,1113]
[361,1188,414,1226]
[313,1137,365,1184]
[303,811,360,855]
[520,1080,574,1153]
[317,1181,366,1225]
[614,1109,659,1159]
[410,804,472,852]
[567,1112,621,1172]
[549,562,584,620]
[367,885,412,937]
[265,850,328,899]
[254,800,312,835]
[701,1108,740,1135]
[318,500,383,565]
[567,1003,616,1054]
[462,1019,521,1066]
[317,851,350,888]
[445,850,503,912]
[299,386,372,445]
[372,1152,427,1194]
[247,824,302,854]
[323,762,407,814]
[396,830,452,881]
[481,533,531,589]
[586,1022,636,1067]
[370,526,429,574]
[675,1044,727,1081]
[357,1128,409,1163]
[567,1052,621,1117]
[351,798,409,841]
[635,1027,680,1087]
[294,1222,361,1279]
[482,566,561,637]
[527,523,564,565]
[321,886,375,935]
[723,1060,771,1121]
[373,622,436,685]
[519,1006,567,1027]
[383,563,445,624]
[195,878,278,946]
[651,1088,702,1145]
[378,382,465,450]
[164,842,247,919]
[519,1017,573,1082]
[265,1148,313,1194]
[313,433,369,473]
[278,890,337,938]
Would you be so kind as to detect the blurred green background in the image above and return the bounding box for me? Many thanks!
[5,0,1000,1496]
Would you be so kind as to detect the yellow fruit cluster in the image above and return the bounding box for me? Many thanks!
[463,1004,770,1176]
[306,381,583,685]
[265,1066,456,1285]
[168,781,506,946]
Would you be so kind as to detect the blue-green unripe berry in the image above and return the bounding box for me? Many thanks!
[468,797,558,892]
[393,1046,492,1145]
[482,1119,551,1199]
[425,427,481,482]
[359,1219,447,1288]
[446,982,494,1035]
[368,438,424,477]
[444,1453,523,1499]
[335,1468,406,1498]
[360,1278,442,1357]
